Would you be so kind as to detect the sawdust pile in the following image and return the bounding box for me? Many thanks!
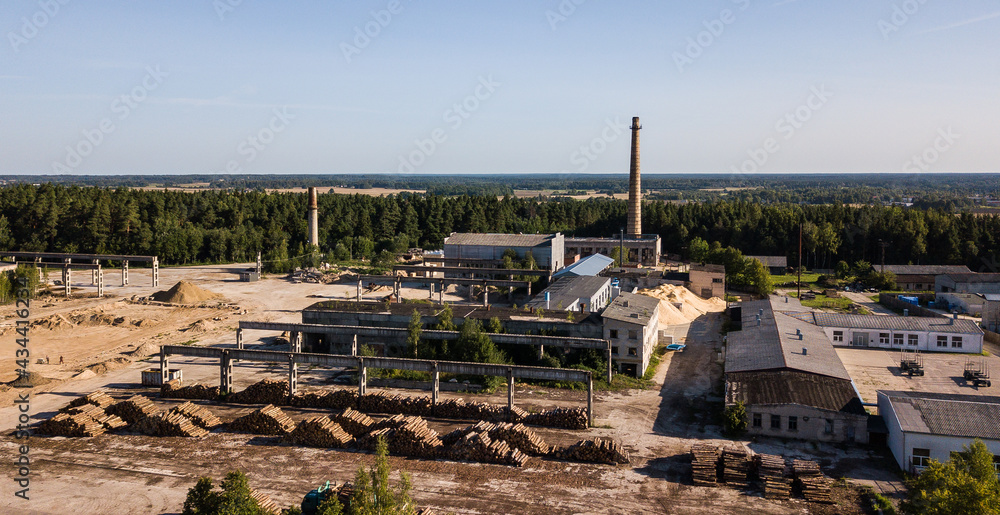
[10,371,54,388]
[127,342,160,358]
[637,284,727,326]
[86,357,131,375]
[151,281,222,305]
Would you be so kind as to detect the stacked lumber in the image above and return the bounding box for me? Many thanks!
[690,443,720,486]
[372,414,410,431]
[133,411,209,437]
[434,398,505,421]
[65,390,115,410]
[161,380,220,401]
[292,389,359,410]
[524,407,589,430]
[228,379,289,405]
[358,428,393,450]
[508,405,528,423]
[106,395,158,425]
[793,460,832,503]
[416,509,435,515]
[488,422,549,456]
[249,488,280,515]
[329,408,375,436]
[285,416,354,448]
[555,438,629,465]
[722,445,751,488]
[229,405,296,435]
[756,454,791,500]
[66,403,127,431]
[37,412,106,437]
[389,416,443,458]
[169,402,222,430]
[440,421,492,446]
[449,430,528,467]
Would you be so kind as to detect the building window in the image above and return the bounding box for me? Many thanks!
[752,413,762,428]
[937,335,948,348]
[628,347,638,356]
[893,333,904,346]
[908,334,919,346]
[788,416,798,431]
[912,448,932,468]
[628,330,638,340]
[993,455,1000,474]
[833,330,844,342]
[713,278,723,283]
[952,336,963,349]
[609,329,618,339]
[824,419,834,434]
[611,346,619,355]
[770,415,781,429]
[880,333,890,345]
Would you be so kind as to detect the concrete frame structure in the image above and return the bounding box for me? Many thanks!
[564,236,661,267]
[159,345,595,424]
[357,275,533,305]
[442,233,565,272]
[0,251,158,290]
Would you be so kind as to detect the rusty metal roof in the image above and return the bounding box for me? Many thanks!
[727,370,865,415]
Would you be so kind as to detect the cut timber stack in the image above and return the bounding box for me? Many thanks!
[556,438,630,465]
[230,405,296,435]
[66,403,127,431]
[65,390,115,410]
[488,422,549,456]
[106,395,158,426]
[329,408,374,437]
[358,428,393,450]
[161,379,220,400]
[37,412,106,437]
[285,416,354,448]
[691,443,720,486]
[390,416,443,458]
[249,488,280,515]
[359,391,433,416]
[228,379,289,405]
[722,445,751,489]
[134,411,209,437]
[793,460,833,503]
[169,402,222,430]
[523,407,588,430]
[756,454,791,500]
[449,430,528,467]
[292,389,359,410]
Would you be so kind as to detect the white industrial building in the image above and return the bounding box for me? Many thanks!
[983,294,1000,332]
[878,390,1000,473]
[782,312,984,354]
[936,272,1000,295]
[443,233,565,272]
[602,292,662,378]
[525,276,612,313]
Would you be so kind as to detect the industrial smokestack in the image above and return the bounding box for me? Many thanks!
[627,116,642,238]
[308,187,319,247]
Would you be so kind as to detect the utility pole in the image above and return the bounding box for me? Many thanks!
[797,222,803,300]
[878,239,888,273]
[619,228,625,268]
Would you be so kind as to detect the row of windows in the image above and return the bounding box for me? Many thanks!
[611,346,638,356]
[912,449,1000,470]
[751,413,835,434]
[834,331,963,348]
[608,329,639,340]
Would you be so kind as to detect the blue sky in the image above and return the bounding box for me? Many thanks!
[1,0,999,175]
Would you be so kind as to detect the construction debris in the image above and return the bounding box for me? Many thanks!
[756,454,791,500]
[793,459,833,503]
[169,401,222,430]
[228,379,289,405]
[229,404,296,435]
[133,411,209,438]
[161,379,220,401]
[106,395,158,425]
[329,408,375,437]
[721,445,752,489]
[284,416,354,448]
[690,443,720,486]
[554,438,630,465]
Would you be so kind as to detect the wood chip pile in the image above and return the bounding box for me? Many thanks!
[722,445,751,488]
[249,488,280,515]
[229,404,296,435]
[65,390,115,410]
[291,389,359,410]
[228,379,289,405]
[553,438,630,465]
[691,443,720,486]
[756,454,791,500]
[793,460,832,503]
[169,401,222,430]
[161,379,220,401]
[284,416,354,448]
[329,408,375,436]
[133,411,209,437]
[523,407,588,430]
[106,395,159,425]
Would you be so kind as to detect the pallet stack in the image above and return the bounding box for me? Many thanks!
[229,405,296,435]
[523,407,589,430]
[106,395,159,425]
[169,402,222,430]
[555,438,630,465]
[793,460,833,503]
[133,411,209,437]
[228,379,289,405]
[691,443,720,486]
[249,488,280,515]
[65,390,116,410]
[329,408,375,436]
[722,445,752,489]
[161,380,220,401]
[285,416,354,448]
[756,454,791,500]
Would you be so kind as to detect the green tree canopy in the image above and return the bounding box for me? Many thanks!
[901,439,1000,515]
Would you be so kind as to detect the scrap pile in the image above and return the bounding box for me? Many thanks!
[228,379,289,405]
[161,379,220,401]
[553,438,630,465]
[691,443,720,486]
[133,411,209,437]
[65,390,116,410]
[169,401,222,430]
[230,404,296,435]
[329,408,375,436]
[523,407,588,430]
[106,395,159,425]
[793,460,833,503]
[448,429,529,467]
[756,454,791,500]
[284,416,354,448]
[291,389,358,410]
[722,445,752,489]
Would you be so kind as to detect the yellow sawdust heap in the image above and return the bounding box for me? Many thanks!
[637,284,726,326]
[151,281,221,305]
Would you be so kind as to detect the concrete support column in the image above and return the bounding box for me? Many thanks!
[607,345,613,384]
[236,328,244,350]
[538,345,544,360]
[64,267,71,298]
[91,260,98,284]
[96,267,104,297]
[288,354,298,398]
[291,331,301,353]
[160,351,169,383]
[357,280,362,302]
[256,252,262,276]
[358,358,367,396]
[431,362,440,413]
[221,352,233,394]
[122,260,128,286]
[439,282,444,303]
[527,281,532,296]
[507,368,515,421]
[483,287,489,307]
[429,281,434,299]
[152,258,159,287]
[587,373,594,427]
[351,334,358,357]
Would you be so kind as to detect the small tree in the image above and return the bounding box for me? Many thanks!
[722,401,748,436]
[834,260,851,280]
[406,310,422,358]
[434,303,457,331]
[182,471,264,515]
[183,477,219,515]
[349,437,416,515]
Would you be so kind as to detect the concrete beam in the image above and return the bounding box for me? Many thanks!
[0,251,157,262]
[394,265,550,278]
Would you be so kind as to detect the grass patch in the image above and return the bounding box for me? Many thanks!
[791,293,853,311]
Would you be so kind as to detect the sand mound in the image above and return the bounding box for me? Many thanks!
[73,369,97,380]
[151,280,222,305]
[10,372,54,388]
[185,319,215,332]
[127,342,160,358]
[86,357,131,375]
[30,314,75,331]
[638,284,727,326]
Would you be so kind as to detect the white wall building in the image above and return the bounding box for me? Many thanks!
[782,312,984,354]
[602,292,662,378]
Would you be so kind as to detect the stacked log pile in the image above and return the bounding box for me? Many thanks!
[691,443,720,486]
[161,380,220,401]
[358,391,433,416]
[721,445,751,489]
[793,460,832,503]
[133,411,209,437]
[756,454,791,500]
[284,416,354,448]
[65,390,115,410]
[488,423,549,456]
[37,412,106,437]
[329,408,375,436]
[228,379,289,405]
[229,405,296,435]
[249,488,280,515]
[433,398,507,422]
[358,428,393,450]
[449,430,528,467]
[291,389,359,410]
[523,407,588,430]
[554,438,630,465]
[106,395,158,425]
[388,416,443,458]
[66,403,127,431]
[169,402,222,430]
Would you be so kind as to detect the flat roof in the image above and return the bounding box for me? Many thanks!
[602,292,660,326]
[526,276,611,309]
[784,312,984,335]
[880,390,1000,440]
[444,233,558,248]
[553,254,615,279]
[877,265,971,275]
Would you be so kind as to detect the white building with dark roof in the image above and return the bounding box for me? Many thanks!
[936,272,1000,295]
[878,390,1000,473]
[874,265,972,291]
[782,311,984,354]
[443,233,565,272]
[983,294,1000,332]
[602,292,662,378]
[526,276,612,313]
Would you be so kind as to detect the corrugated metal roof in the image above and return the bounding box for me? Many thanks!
[786,312,984,335]
[942,273,1000,283]
[444,233,556,248]
[727,370,865,414]
[602,292,660,325]
[747,256,788,268]
[553,254,615,279]
[983,294,1000,302]
[878,265,971,275]
[880,391,1000,439]
[526,276,610,309]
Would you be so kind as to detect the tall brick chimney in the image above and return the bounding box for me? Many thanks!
[627,116,642,238]
[308,187,319,247]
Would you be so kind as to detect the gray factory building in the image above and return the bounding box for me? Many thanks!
[443,233,565,272]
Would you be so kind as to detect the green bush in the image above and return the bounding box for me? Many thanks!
[722,401,748,436]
